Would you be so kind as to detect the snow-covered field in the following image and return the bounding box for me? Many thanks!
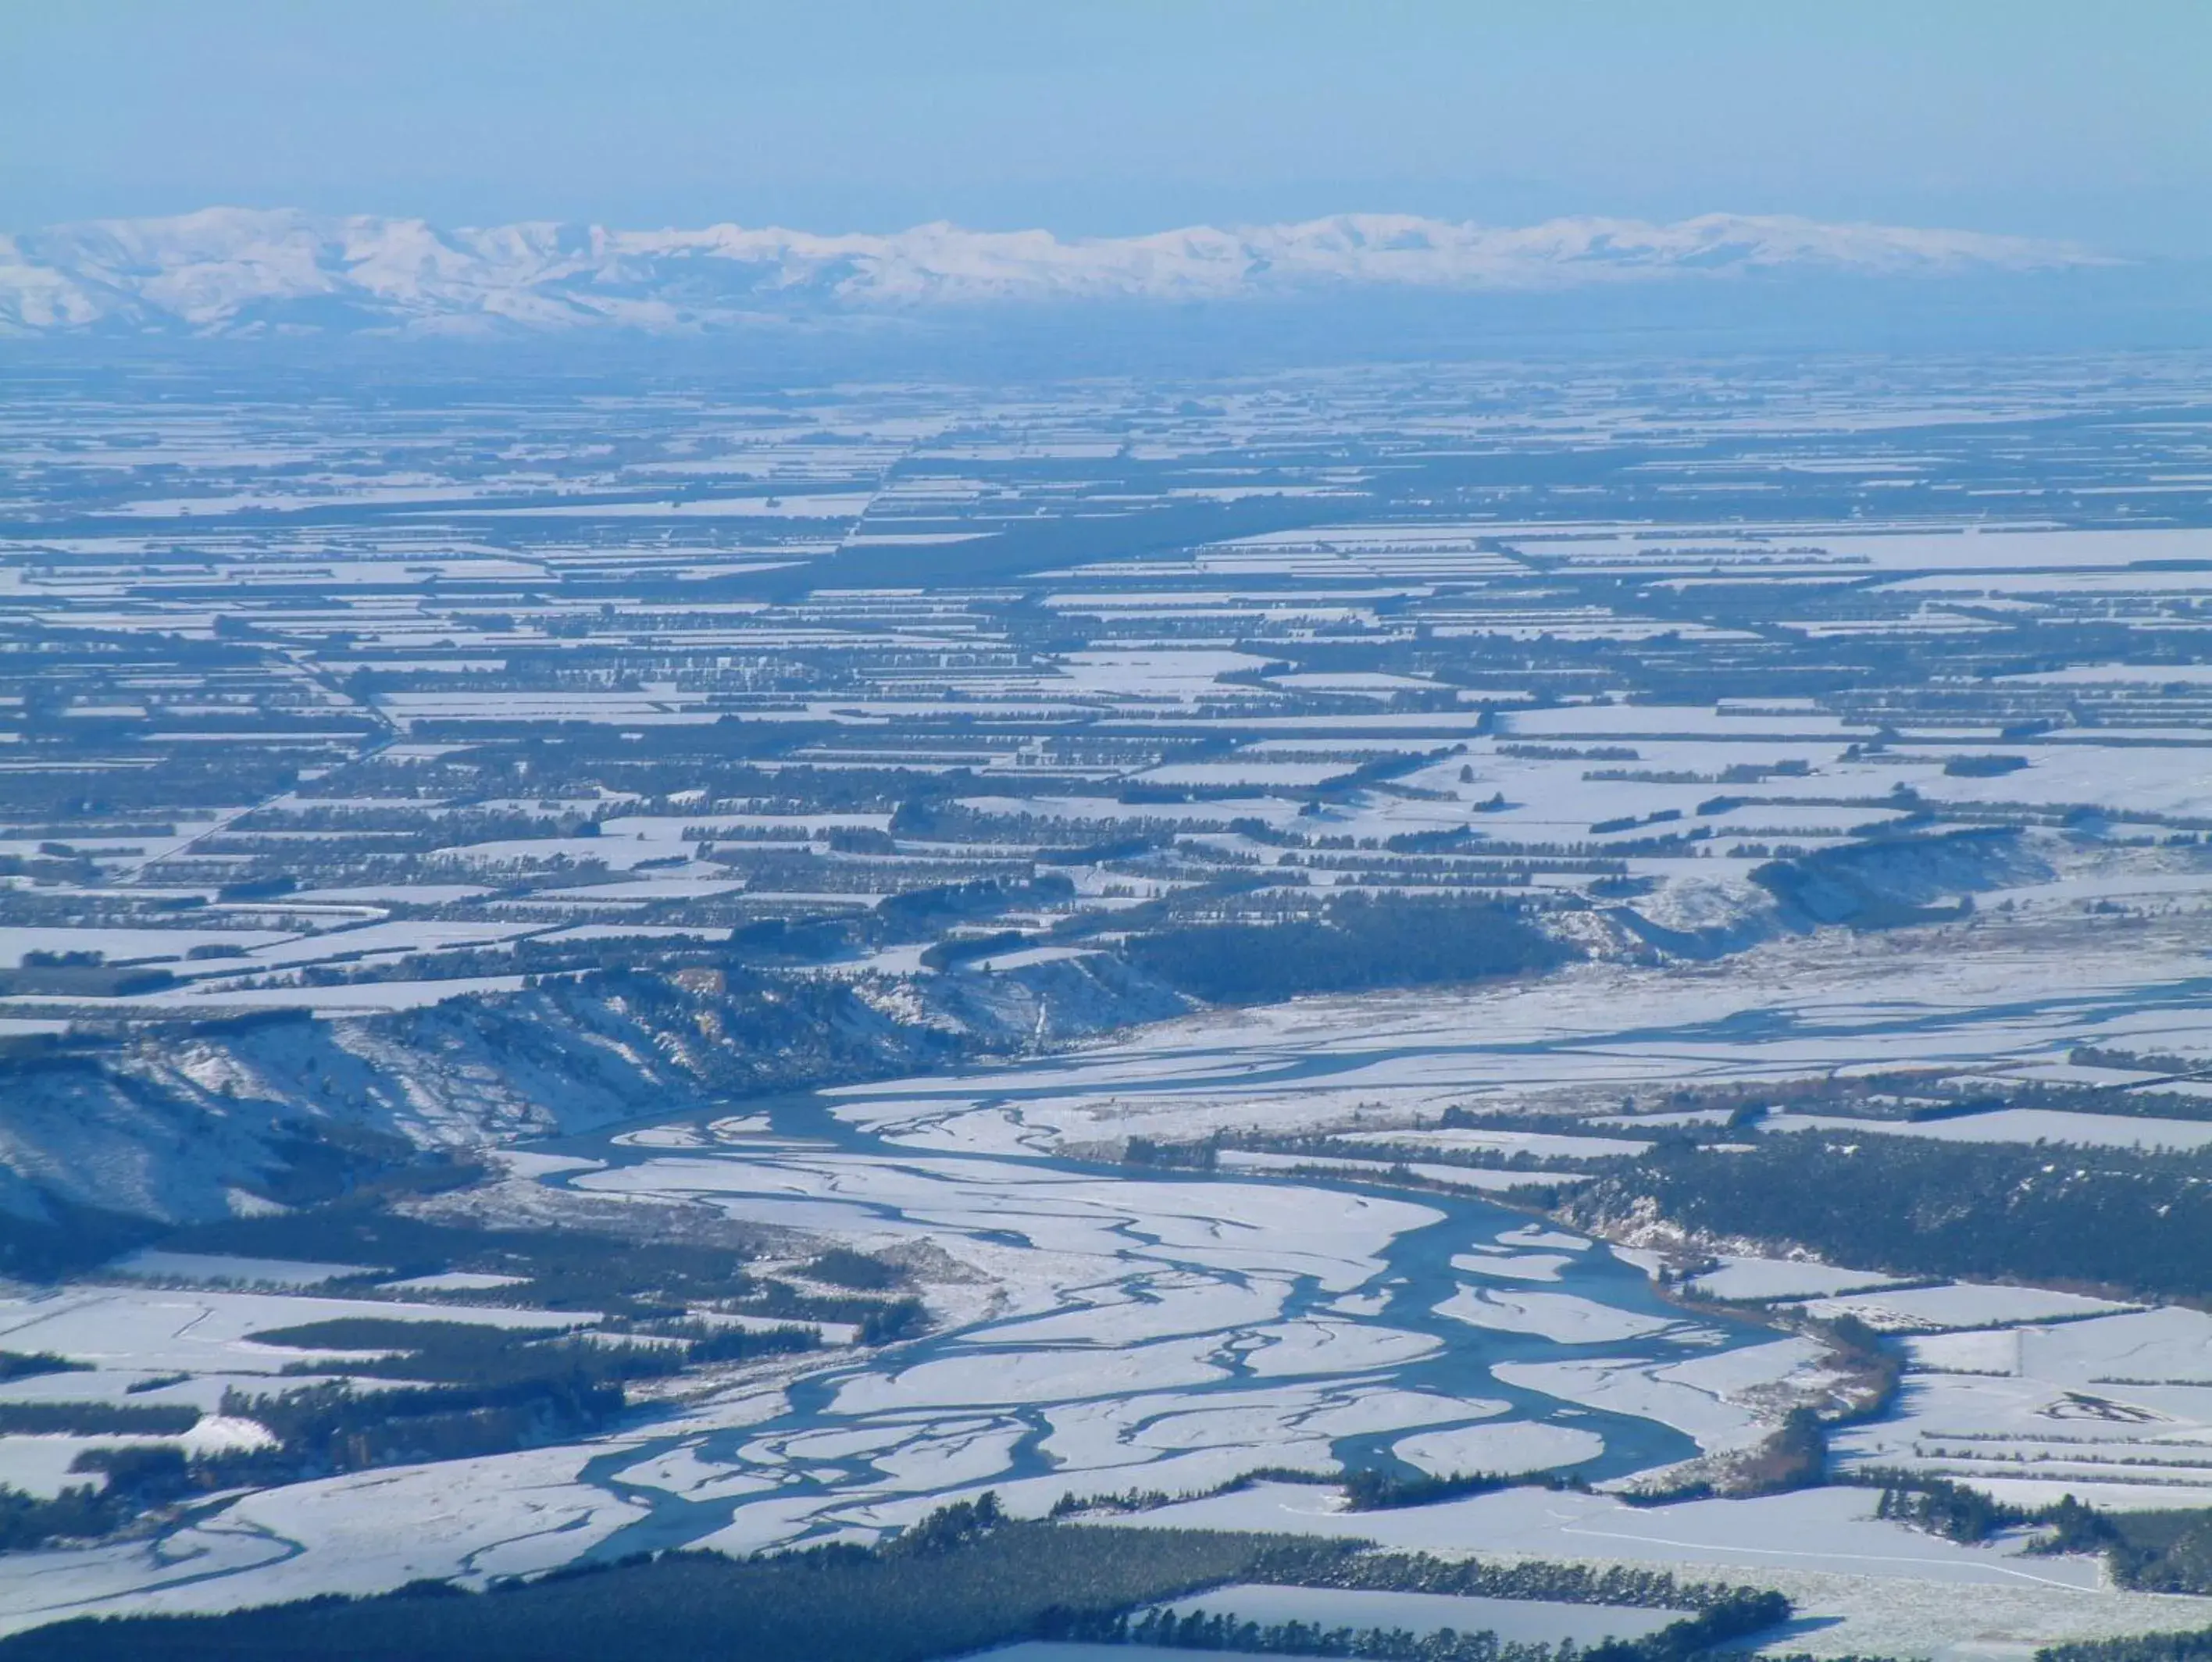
[105,1250,375,1288]
[1838,1305,2212,1510]
[0,1286,582,1379]
[1686,1256,1907,1302]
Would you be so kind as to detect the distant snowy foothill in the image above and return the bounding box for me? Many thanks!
[0,206,2103,336]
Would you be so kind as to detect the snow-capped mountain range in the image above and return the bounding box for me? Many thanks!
[0,207,2104,336]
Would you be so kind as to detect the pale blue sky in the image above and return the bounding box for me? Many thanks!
[5,2,2208,254]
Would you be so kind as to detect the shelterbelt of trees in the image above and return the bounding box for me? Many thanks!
[1564,1129,2212,1304]
[1125,894,1568,1004]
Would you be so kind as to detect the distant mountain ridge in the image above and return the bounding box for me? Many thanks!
[0,206,2107,337]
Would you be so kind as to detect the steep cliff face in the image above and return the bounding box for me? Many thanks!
[0,956,1190,1232]
[887,950,1194,1047]
[1748,826,2052,929]
[1611,827,2060,958]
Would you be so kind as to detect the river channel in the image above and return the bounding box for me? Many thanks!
[533,1075,1775,1561]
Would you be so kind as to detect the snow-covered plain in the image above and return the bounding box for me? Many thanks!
[13,357,2212,1659]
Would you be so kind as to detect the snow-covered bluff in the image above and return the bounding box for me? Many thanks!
[0,207,2103,336]
[0,954,1188,1232]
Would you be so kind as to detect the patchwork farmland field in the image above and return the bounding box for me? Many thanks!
[4,351,2212,1657]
